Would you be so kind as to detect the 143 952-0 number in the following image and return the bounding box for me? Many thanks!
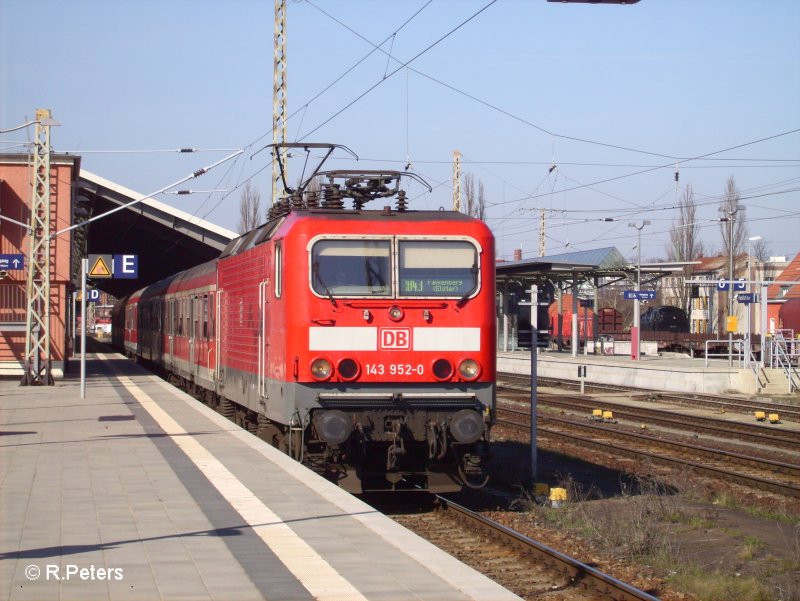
[365,363,424,376]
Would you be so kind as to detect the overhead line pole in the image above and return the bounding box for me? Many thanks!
[22,109,58,386]
[452,150,461,212]
[272,0,288,205]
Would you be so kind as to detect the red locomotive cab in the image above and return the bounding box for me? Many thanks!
[272,210,496,492]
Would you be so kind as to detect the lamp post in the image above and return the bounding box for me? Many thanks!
[722,209,740,366]
[746,235,761,366]
[628,220,650,361]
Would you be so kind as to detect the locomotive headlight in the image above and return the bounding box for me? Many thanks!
[337,358,360,381]
[432,358,454,381]
[458,359,480,381]
[388,305,404,321]
[450,409,483,444]
[313,410,352,445]
[310,357,333,381]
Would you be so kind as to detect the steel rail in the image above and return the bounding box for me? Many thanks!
[436,495,661,601]
[496,409,800,498]
[517,408,800,478]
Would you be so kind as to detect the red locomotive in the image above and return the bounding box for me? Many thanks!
[112,144,496,493]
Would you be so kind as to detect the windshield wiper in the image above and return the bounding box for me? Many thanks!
[312,262,338,308]
[456,265,479,308]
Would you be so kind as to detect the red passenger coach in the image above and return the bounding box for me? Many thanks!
[112,148,495,493]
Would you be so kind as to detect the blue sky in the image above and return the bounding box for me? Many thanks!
[2,0,799,262]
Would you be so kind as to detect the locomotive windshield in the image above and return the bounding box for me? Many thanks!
[310,237,479,299]
[398,240,478,298]
[312,239,391,296]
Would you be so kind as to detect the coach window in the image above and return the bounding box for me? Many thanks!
[208,295,215,340]
[398,240,479,298]
[311,239,391,297]
[275,241,282,299]
[177,299,183,335]
[185,297,191,337]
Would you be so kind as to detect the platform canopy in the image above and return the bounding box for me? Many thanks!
[75,171,237,298]
[496,246,687,290]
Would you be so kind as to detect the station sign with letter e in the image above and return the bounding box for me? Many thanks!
[113,254,139,279]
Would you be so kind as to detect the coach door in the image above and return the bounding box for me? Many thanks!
[258,280,269,398]
[215,290,223,381]
[168,299,174,362]
[189,295,196,368]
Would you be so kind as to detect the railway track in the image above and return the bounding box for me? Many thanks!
[499,372,800,422]
[392,495,660,601]
[497,406,800,498]
[498,386,800,455]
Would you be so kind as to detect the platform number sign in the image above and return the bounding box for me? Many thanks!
[717,277,746,292]
[113,254,139,279]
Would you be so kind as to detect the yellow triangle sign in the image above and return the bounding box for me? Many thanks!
[89,256,112,277]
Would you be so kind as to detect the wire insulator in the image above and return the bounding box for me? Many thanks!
[193,168,207,178]
[323,184,344,209]
[179,148,196,153]
[176,190,191,195]
[396,190,408,212]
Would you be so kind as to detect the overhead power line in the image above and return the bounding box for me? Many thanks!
[487,128,800,208]
[298,0,500,141]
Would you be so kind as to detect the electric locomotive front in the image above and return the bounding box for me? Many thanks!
[279,197,495,493]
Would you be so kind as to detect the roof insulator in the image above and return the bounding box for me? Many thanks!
[396,190,408,212]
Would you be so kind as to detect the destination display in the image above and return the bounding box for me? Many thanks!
[401,277,471,296]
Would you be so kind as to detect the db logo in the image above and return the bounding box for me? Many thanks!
[379,328,411,350]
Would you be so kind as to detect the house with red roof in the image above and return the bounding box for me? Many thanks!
[767,252,800,335]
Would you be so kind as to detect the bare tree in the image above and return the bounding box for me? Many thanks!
[463,172,486,220]
[238,181,262,234]
[718,176,748,261]
[752,238,770,262]
[666,184,704,313]
[752,237,776,283]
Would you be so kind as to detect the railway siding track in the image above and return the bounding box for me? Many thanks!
[497,407,800,498]
[394,496,660,601]
[498,386,800,453]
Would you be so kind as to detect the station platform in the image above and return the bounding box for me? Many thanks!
[498,350,796,397]
[0,353,521,601]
